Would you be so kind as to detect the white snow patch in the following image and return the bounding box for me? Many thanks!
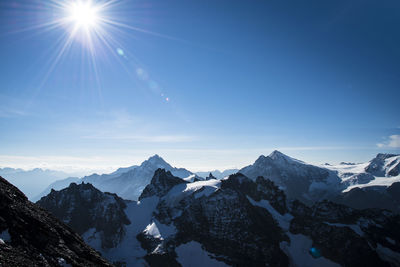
[324,222,364,236]
[163,180,221,206]
[176,241,228,267]
[343,175,400,192]
[0,229,11,242]
[323,162,369,175]
[58,258,72,267]
[184,180,221,195]
[144,222,161,239]
[323,159,400,192]
[153,219,176,239]
[182,174,198,182]
[280,234,340,267]
[247,196,292,230]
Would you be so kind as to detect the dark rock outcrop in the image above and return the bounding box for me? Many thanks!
[333,182,400,214]
[0,176,113,267]
[139,169,187,200]
[290,200,400,267]
[37,182,131,249]
[221,173,288,214]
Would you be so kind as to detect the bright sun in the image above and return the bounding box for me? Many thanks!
[66,1,100,29]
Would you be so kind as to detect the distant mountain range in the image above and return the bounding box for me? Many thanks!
[32,151,400,207]
[34,155,194,201]
[0,167,73,199]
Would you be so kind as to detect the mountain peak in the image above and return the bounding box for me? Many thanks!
[268,150,287,159]
[375,153,399,160]
[139,168,187,200]
[254,150,299,165]
[149,154,162,159]
[140,155,171,170]
[146,154,167,164]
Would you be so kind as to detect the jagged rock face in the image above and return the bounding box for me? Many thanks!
[0,176,112,267]
[239,150,343,203]
[206,172,216,180]
[139,169,187,200]
[220,173,287,214]
[138,172,290,266]
[290,200,400,267]
[365,153,400,177]
[172,189,289,266]
[37,182,131,249]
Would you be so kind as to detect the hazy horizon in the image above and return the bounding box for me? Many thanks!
[1,149,398,176]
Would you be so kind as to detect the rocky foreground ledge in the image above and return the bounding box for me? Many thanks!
[0,176,113,267]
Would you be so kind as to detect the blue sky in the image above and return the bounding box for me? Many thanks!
[0,0,399,173]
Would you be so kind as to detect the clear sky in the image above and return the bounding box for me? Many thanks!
[0,0,399,173]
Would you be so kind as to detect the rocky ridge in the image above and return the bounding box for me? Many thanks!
[0,176,112,267]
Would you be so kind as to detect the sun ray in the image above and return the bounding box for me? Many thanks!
[3,0,197,107]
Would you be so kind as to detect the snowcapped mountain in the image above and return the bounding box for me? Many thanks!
[84,155,192,200]
[195,169,239,179]
[323,153,400,190]
[37,169,400,266]
[238,151,400,211]
[365,153,400,177]
[0,176,112,266]
[35,155,193,201]
[28,151,400,212]
[0,167,72,199]
[239,150,344,203]
[322,153,400,213]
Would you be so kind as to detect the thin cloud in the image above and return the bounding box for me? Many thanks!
[0,107,27,118]
[377,135,400,148]
[81,134,196,143]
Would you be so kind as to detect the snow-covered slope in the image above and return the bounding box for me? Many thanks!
[239,150,343,203]
[321,154,400,213]
[35,155,193,201]
[323,153,400,192]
